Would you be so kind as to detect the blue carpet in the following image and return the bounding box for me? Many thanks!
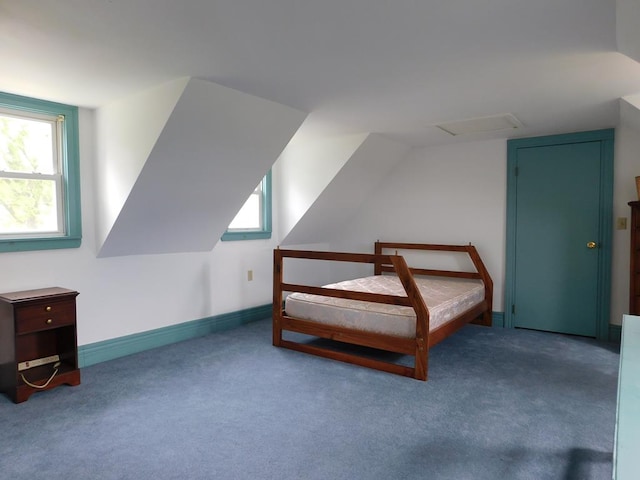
[0,319,619,479]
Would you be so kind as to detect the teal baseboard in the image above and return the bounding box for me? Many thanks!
[78,304,272,368]
[77,307,617,368]
[609,324,622,344]
[490,311,620,342]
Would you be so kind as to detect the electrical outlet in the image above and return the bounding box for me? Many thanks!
[617,217,628,230]
[247,270,253,281]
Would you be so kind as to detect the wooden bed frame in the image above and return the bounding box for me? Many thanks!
[272,241,493,381]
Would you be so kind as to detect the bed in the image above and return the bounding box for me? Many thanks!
[272,241,493,380]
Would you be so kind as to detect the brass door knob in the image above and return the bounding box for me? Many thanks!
[587,241,597,249]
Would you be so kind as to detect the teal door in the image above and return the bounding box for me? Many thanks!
[506,130,614,339]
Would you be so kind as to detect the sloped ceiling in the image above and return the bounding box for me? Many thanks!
[2,1,640,147]
[94,77,190,250]
[275,133,369,242]
[277,134,411,246]
[617,0,640,63]
[2,1,640,256]
[621,97,640,132]
[97,78,306,257]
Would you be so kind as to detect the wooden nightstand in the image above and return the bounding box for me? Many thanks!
[0,287,81,403]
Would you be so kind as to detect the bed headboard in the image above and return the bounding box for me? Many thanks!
[374,241,493,292]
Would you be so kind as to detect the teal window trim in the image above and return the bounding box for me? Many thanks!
[0,92,82,253]
[221,170,272,241]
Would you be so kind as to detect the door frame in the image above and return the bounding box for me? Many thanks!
[504,129,614,341]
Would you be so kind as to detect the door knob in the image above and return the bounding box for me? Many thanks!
[587,241,597,249]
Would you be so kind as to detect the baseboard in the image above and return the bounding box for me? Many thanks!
[491,313,620,342]
[609,324,622,344]
[492,311,504,327]
[78,304,272,368]
[77,307,616,368]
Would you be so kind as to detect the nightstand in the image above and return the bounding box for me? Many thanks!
[0,287,81,403]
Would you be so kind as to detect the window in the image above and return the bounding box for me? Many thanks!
[221,170,271,241]
[0,92,81,252]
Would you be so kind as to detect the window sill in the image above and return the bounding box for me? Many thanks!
[0,236,82,253]
[220,231,272,242]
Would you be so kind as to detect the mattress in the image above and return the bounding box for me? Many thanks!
[285,275,485,338]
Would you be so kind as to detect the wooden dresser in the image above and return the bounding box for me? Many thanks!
[630,202,640,315]
[0,287,80,403]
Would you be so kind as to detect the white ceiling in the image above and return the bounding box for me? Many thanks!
[2,0,640,146]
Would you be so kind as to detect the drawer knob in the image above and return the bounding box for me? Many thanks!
[45,306,52,312]
[46,319,53,325]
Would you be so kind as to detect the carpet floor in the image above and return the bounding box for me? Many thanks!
[0,319,620,479]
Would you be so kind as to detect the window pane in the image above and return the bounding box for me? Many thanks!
[0,178,59,234]
[0,113,56,174]
[0,92,80,251]
[221,171,270,242]
[228,192,261,230]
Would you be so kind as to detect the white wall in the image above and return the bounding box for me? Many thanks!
[612,101,640,325]
[1,109,278,346]
[328,127,640,326]
[97,78,306,257]
[277,133,411,246]
[275,133,367,240]
[2,110,636,350]
[327,139,507,310]
[617,0,640,63]
[94,78,188,250]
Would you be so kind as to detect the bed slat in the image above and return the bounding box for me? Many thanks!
[279,339,416,378]
[281,315,417,355]
[281,283,413,306]
[378,265,482,279]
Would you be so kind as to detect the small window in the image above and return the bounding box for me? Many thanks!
[221,171,271,241]
[0,92,81,252]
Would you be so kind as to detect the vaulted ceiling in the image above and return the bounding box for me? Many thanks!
[2,1,640,256]
[2,0,640,146]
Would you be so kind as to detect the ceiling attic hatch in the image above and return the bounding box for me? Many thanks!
[435,113,522,136]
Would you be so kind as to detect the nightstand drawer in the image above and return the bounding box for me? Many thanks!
[15,300,76,334]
